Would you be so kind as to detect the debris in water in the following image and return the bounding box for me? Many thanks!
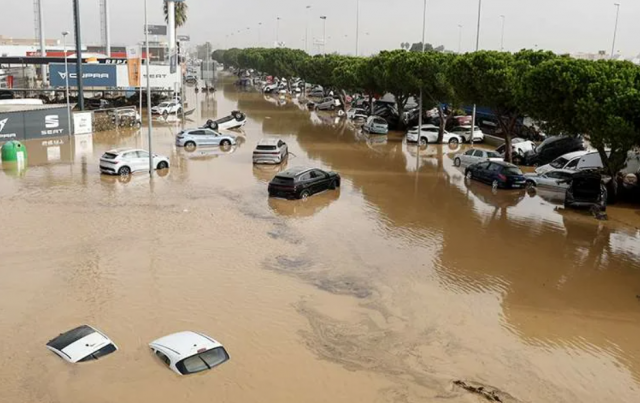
[453,380,520,402]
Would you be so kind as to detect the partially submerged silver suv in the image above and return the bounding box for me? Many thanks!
[253,138,288,164]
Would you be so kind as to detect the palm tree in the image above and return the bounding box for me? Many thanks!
[163,1,188,29]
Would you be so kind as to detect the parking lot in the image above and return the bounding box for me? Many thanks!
[1,74,640,403]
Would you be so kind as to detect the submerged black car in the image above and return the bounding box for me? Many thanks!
[465,160,527,190]
[268,167,341,199]
[519,135,585,166]
[564,169,607,211]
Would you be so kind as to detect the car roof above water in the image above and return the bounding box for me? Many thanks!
[277,167,313,178]
[257,138,281,146]
[149,331,223,358]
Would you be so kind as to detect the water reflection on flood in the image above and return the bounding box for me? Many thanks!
[1,73,639,403]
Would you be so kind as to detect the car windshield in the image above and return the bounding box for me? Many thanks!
[158,102,169,107]
[176,347,229,375]
[486,151,500,158]
[78,343,117,362]
[503,167,523,175]
[550,157,569,168]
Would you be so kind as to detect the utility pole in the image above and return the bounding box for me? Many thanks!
[417,0,427,170]
[276,17,281,46]
[500,15,506,51]
[62,32,72,135]
[458,24,463,53]
[73,0,84,110]
[320,16,327,55]
[305,6,311,52]
[144,0,153,175]
[470,0,482,146]
[355,0,360,56]
[611,3,621,59]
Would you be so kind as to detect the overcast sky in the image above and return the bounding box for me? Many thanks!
[1,0,639,56]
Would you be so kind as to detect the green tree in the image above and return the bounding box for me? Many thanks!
[163,1,188,29]
[522,57,640,184]
[211,49,226,64]
[374,50,422,128]
[448,50,555,161]
[261,48,308,82]
[222,48,241,68]
[416,51,457,142]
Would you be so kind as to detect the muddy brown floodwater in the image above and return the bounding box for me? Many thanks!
[1,74,640,403]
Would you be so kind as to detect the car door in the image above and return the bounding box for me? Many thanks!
[203,129,220,145]
[298,172,314,194]
[277,140,287,159]
[471,161,490,181]
[135,150,150,172]
[485,163,502,184]
[472,149,485,164]
[461,149,475,165]
[422,127,437,143]
[309,170,328,193]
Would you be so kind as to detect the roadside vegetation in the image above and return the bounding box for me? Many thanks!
[211,47,640,181]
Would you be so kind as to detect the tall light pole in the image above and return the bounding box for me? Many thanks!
[355,0,360,55]
[416,0,427,170]
[144,0,153,175]
[470,0,482,146]
[258,22,262,46]
[72,0,85,110]
[458,24,463,53]
[611,3,621,59]
[276,17,281,46]
[500,15,506,51]
[305,6,311,52]
[320,16,327,55]
[62,31,72,136]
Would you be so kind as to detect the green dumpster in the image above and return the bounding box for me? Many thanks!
[1,140,27,163]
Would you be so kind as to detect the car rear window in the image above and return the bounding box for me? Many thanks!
[176,347,229,375]
[272,176,294,185]
[47,325,95,351]
[78,343,117,362]
[257,145,277,151]
[503,167,523,175]
[486,151,500,158]
[102,153,118,160]
[373,118,386,124]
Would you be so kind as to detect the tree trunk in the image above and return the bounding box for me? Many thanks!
[368,93,373,115]
[497,115,518,163]
[396,96,407,131]
[437,105,446,143]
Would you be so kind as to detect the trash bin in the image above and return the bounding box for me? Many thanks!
[1,140,27,163]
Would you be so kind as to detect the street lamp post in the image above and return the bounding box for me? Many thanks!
[258,22,262,46]
[305,6,311,52]
[355,0,360,55]
[470,0,482,146]
[320,16,327,55]
[62,31,72,136]
[276,17,281,46]
[144,0,153,174]
[458,24,463,53]
[500,15,506,51]
[611,3,621,59]
[72,0,85,110]
[416,0,427,170]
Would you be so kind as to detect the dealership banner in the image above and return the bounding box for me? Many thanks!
[126,46,142,87]
[23,107,71,140]
[0,112,26,141]
[116,64,180,90]
[50,64,117,87]
[73,112,93,135]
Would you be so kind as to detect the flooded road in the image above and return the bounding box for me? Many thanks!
[1,74,640,403]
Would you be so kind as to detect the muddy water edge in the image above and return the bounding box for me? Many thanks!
[0,74,639,403]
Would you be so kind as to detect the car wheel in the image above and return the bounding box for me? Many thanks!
[419,137,428,146]
[184,141,196,150]
[157,161,169,170]
[454,158,461,167]
[299,190,311,200]
[512,155,523,165]
[329,180,337,190]
[465,170,473,180]
[118,166,131,176]
[162,110,168,118]
[177,108,183,115]
[492,180,500,190]
[526,180,536,189]
[220,139,231,147]
[449,138,459,146]
[330,104,336,111]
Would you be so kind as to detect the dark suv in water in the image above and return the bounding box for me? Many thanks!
[518,135,585,166]
[268,167,341,199]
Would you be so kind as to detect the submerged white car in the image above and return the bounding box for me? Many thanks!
[100,148,170,175]
[149,331,230,376]
[407,124,462,145]
[46,325,118,363]
[151,101,182,117]
[450,125,485,143]
[175,128,237,148]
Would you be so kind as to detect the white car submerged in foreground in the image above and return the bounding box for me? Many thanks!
[46,325,118,363]
[100,148,170,175]
[149,331,230,376]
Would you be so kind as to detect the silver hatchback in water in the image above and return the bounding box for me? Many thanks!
[253,138,288,164]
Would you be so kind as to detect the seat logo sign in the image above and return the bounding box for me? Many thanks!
[0,117,17,139]
[42,115,64,136]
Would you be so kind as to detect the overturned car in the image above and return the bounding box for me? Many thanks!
[203,111,247,131]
